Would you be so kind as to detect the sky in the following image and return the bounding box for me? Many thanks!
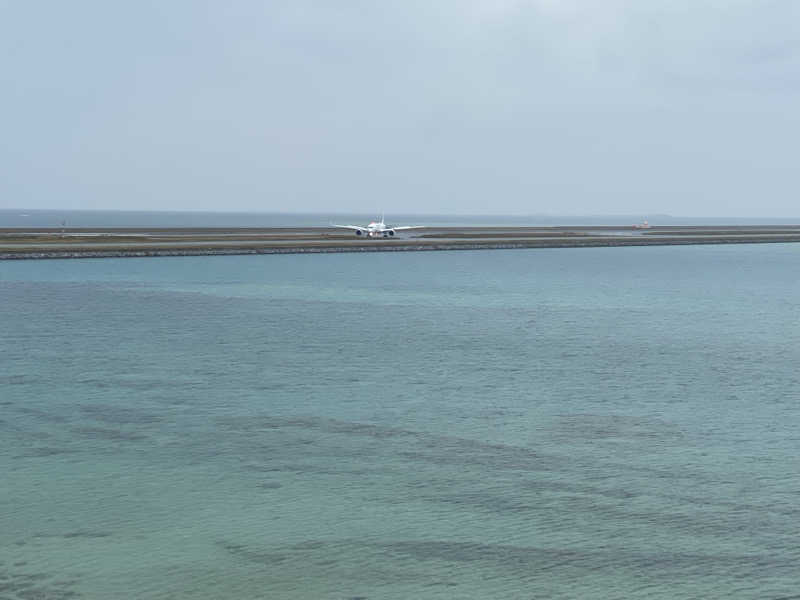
[2,0,799,217]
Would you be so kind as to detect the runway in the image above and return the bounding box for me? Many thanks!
[2,225,800,259]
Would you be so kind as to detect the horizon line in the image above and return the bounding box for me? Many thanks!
[4,207,800,221]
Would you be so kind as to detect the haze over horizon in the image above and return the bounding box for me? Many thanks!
[2,207,797,221]
[3,1,799,217]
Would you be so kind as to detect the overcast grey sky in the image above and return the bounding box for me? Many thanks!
[2,1,799,216]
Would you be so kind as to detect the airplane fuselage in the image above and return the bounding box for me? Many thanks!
[361,221,395,237]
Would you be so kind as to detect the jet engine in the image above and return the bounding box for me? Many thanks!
[355,230,362,236]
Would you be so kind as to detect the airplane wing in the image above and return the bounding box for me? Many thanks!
[331,224,367,233]
[391,226,425,231]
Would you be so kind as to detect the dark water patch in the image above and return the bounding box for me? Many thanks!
[71,427,148,442]
[642,489,800,523]
[76,376,190,392]
[14,446,76,458]
[216,541,292,566]
[18,590,79,600]
[62,531,112,539]
[0,419,34,435]
[75,378,111,390]
[214,539,440,589]
[521,478,638,500]
[221,414,564,472]
[423,485,649,524]
[0,375,32,385]
[31,531,111,541]
[429,492,539,514]
[0,567,79,600]
[79,404,161,425]
[244,462,370,477]
[254,382,292,392]
[395,444,553,473]
[375,539,797,579]
[14,407,69,424]
[550,494,748,538]
[215,536,799,583]
[218,415,413,439]
[593,462,713,488]
[549,413,686,447]
[258,481,282,489]
[477,406,525,419]
[216,539,373,576]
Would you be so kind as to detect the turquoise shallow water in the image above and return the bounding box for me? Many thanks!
[2,245,800,599]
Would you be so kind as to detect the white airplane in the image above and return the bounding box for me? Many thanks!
[331,215,423,238]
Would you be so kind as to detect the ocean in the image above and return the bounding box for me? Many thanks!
[2,208,799,228]
[2,244,800,599]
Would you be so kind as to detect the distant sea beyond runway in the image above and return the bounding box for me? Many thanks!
[2,208,798,229]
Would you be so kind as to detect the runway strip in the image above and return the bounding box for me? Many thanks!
[2,226,800,259]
